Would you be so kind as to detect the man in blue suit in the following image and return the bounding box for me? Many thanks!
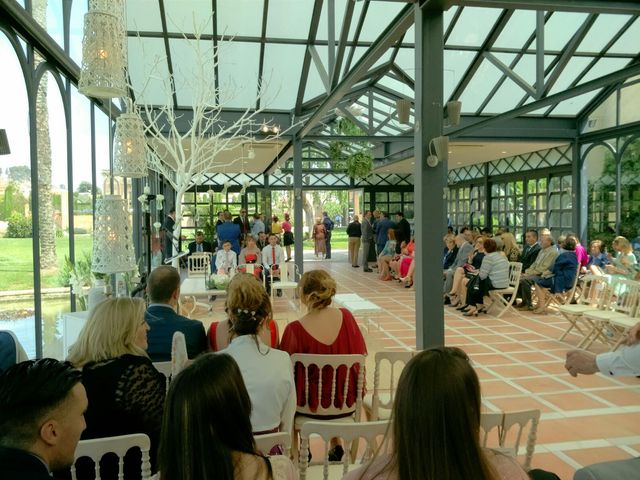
[215,211,241,255]
[145,266,207,361]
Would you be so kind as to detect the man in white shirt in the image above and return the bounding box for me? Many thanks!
[262,233,284,296]
[565,322,640,480]
[215,240,238,273]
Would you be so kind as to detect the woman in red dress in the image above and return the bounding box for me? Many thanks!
[280,269,367,461]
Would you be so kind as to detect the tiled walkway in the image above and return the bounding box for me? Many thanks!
[195,250,640,479]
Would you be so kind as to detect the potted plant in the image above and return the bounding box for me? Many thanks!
[328,117,374,179]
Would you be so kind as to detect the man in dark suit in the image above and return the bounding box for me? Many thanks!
[0,359,87,479]
[188,231,213,255]
[161,207,176,260]
[233,208,251,245]
[520,229,541,271]
[361,210,374,272]
[145,266,207,362]
[394,211,412,253]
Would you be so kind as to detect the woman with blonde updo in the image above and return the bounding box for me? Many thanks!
[216,274,295,438]
[67,297,165,479]
[280,269,367,461]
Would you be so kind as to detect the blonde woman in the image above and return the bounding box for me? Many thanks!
[280,270,367,461]
[500,232,521,262]
[220,274,295,438]
[68,298,165,478]
[605,236,638,280]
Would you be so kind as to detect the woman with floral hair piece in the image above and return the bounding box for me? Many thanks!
[219,273,296,439]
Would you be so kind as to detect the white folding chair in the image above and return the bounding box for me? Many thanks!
[488,262,522,318]
[290,354,366,462]
[363,351,416,421]
[152,361,172,391]
[71,433,152,480]
[270,262,301,305]
[187,252,212,277]
[298,421,389,480]
[582,279,640,349]
[557,275,611,344]
[254,431,292,456]
[480,409,540,471]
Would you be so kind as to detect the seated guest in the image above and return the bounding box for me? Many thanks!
[208,316,280,352]
[238,236,263,279]
[262,233,284,296]
[377,228,397,281]
[280,270,367,461]
[215,240,238,273]
[532,236,578,314]
[519,229,541,271]
[442,234,458,270]
[392,239,415,287]
[0,359,86,479]
[448,236,485,309]
[256,231,268,250]
[569,233,589,269]
[344,347,529,480]
[68,298,165,479]
[461,238,509,316]
[500,232,521,261]
[587,239,609,274]
[187,230,213,255]
[220,274,295,437]
[443,232,473,302]
[514,234,558,311]
[217,211,242,255]
[605,235,638,281]
[145,265,207,361]
[159,353,297,480]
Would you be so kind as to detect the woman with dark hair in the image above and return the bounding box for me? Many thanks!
[532,236,579,314]
[344,347,528,480]
[220,274,295,438]
[461,238,509,316]
[280,270,367,461]
[158,353,297,480]
[281,213,294,262]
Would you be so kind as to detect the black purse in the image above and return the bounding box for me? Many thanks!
[467,273,481,291]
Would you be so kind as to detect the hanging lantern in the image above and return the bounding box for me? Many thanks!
[113,112,148,178]
[79,9,127,98]
[92,195,137,274]
[396,98,412,125]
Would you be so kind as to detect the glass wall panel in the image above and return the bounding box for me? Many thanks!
[585,144,617,244]
[620,81,640,126]
[37,71,70,359]
[620,137,640,253]
[0,33,36,357]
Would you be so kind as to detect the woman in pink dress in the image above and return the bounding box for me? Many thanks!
[281,212,294,262]
[280,269,367,461]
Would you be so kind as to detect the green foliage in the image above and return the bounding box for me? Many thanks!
[2,181,29,220]
[77,181,93,193]
[346,151,373,179]
[7,166,31,184]
[203,198,217,245]
[6,213,32,238]
[328,117,374,179]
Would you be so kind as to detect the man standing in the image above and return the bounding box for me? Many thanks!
[233,208,251,245]
[322,212,334,259]
[361,211,374,272]
[216,211,241,255]
[515,234,558,310]
[262,233,284,296]
[395,211,411,252]
[375,211,395,255]
[0,359,87,479]
[519,229,541,271]
[188,231,213,255]
[162,207,176,260]
[346,215,362,268]
[145,265,207,361]
[251,213,265,240]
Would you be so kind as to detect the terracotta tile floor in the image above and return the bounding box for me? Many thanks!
[190,250,640,479]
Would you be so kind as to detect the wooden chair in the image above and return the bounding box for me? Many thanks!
[298,421,389,480]
[290,354,366,462]
[488,262,522,318]
[557,275,611,344]
[187,252,212,277]
[363,350,416,421]
[71,433,152,480]
[536,264,581,313]
[480,409,540,471]
[582,279,640,349]
[254,431,291,456]
[269,261,300,305]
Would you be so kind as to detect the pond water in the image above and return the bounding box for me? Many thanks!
[0,297,72,359]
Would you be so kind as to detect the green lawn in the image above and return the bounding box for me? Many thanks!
[0,235,93,291]
[302,226,349,250]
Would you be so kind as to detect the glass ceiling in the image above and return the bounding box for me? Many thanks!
[121,0,639,135]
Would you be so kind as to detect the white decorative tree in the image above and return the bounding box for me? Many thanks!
[131,20,280,266]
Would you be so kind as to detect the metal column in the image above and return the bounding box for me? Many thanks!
[293,136,304,275]
[414,4,445,349]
